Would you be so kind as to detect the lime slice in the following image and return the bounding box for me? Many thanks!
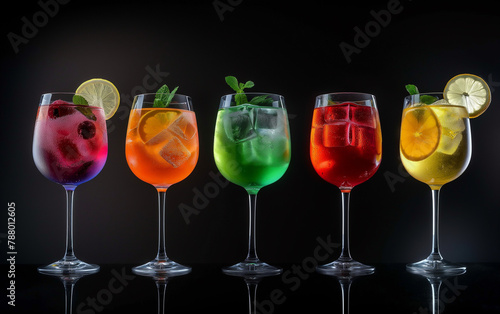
[76,78,120,120]
[444,74,491,118]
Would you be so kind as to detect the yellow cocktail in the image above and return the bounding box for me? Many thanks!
[400,102,471,190]
[401,72,491,274]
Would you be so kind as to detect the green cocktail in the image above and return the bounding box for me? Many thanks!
[213,82,291,275]
[214,102,291,194]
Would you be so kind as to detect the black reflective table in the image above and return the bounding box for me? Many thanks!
[3,263,500,313]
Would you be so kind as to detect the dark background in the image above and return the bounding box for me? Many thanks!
[1,0,500,270]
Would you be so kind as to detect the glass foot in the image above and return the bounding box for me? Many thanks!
[316,258,375,276]
[406,258,466,275]
[132,259,191,276]
[38,258,99,275]
[222,260,282,276]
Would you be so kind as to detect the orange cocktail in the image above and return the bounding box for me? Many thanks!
[126,107,199,189]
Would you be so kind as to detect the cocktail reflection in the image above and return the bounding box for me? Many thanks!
[41,272,96,314]
[318,271,373,314]
[408,270,466,314]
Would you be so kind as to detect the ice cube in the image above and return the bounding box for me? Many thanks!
[324,104,349,123]
[312,109,325,127]
[168,114,196,141]
[350,105,375,128]
[258,132,289,163]
[437,128,463,155]
[237,139,259,165]
[323,122,350,147]
[432,107,466,133]
[350,124,376,148]
[223,107,257,143]
[147,128,172,146]
[317,160,335,172]
[58,138,81,162]
[254,108,278,129]
[311,127,323,147]
[159,136,191,168]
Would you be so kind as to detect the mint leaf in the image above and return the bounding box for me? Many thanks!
[249,95,273,106]
[75,107,97,121]
[165,86,179,106]
[73,95,89,106]
[243,81,254,89]
[225,76,239,92]
[420,95,438,105]
[153,84,178,108]
[73,95,95,120]
[406,84,419,95]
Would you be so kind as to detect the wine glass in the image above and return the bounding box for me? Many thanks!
[213,92,291,275]
[33,93,108,274]
[400,93,471,274]
[311,92,382,275]
[125,93,199,276]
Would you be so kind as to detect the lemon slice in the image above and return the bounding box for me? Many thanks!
[76,78,120,120]
[444,74,491,118]
[401,106,441,161]
[138,109,180,143]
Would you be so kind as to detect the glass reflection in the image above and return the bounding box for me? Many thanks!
[319,271,373,314]
[135,270,190,314]
[224,272,279,314]
[408,269,466,314]
[41,272,96,314]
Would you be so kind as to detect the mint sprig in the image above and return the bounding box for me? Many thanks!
[154,84,179,108]
[405,84,438,105]
[225,76,274,106]
[225,76,254,105]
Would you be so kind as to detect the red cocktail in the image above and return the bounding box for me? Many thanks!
[310,102,381,191]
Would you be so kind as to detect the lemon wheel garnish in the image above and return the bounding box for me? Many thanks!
[401,107,441,161]
[138,110,180,143]
[444,74,491,118]
[76,78,120,120]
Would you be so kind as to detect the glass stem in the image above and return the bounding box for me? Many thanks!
[62,280,76,314]
[245,193,259,263]
[63,185,77,262]
[156,188,169,262]
[246,280,258,314]
[339,191,352,261]
[429,188,443,261]
[339,279,351,314]
[429,279,442,314]
[156,280,167,314]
